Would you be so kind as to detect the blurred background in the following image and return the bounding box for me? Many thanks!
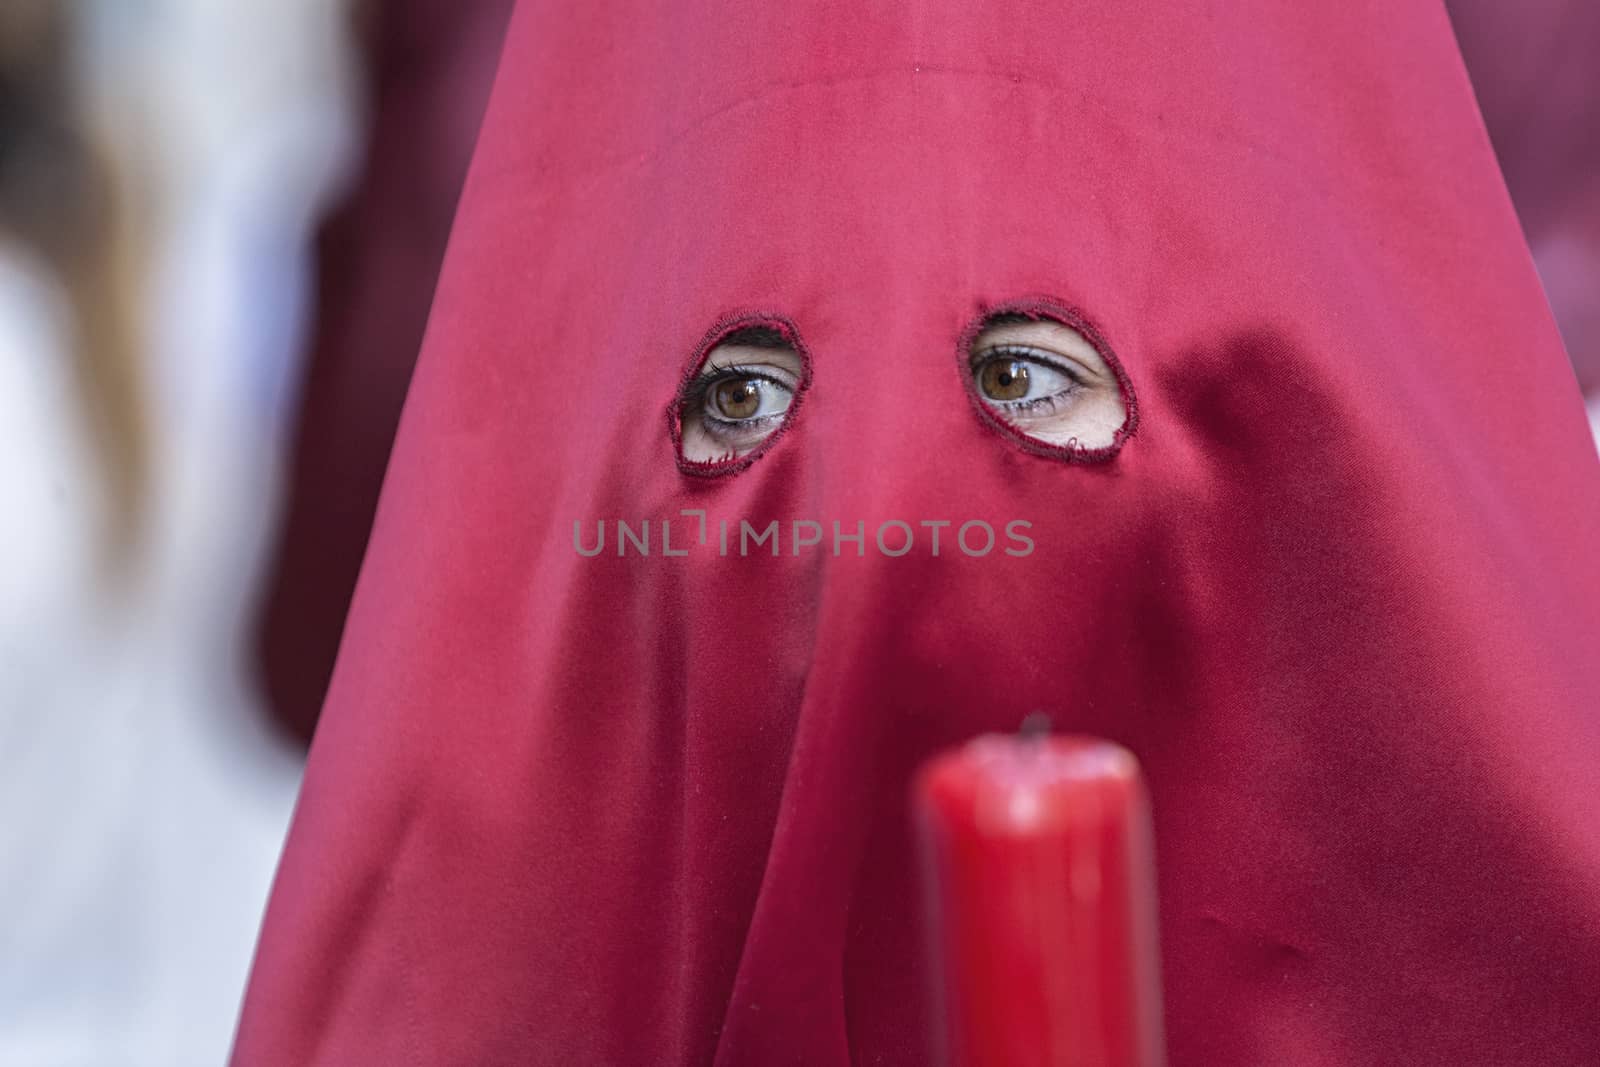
[0,2,1593,1064]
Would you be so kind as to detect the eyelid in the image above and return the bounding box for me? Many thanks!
[700,360,800,389]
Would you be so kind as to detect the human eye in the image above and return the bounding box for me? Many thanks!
[971,345,1087,415]
[965,308,1133,457]
[673,319,809,472]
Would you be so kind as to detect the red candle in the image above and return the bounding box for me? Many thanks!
[914,732,1165,1067]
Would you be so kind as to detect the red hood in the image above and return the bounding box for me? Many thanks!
[235,2,1600,1063]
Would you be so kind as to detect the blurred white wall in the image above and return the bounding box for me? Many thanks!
[0,2,361,1063]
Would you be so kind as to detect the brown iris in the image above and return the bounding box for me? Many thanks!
[713,378,762,419]
[979,359,1031,402]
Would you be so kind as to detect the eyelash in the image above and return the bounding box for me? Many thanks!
[973,345,1087,414]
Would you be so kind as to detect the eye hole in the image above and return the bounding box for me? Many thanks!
[965,306,1134,459]
[673,317,809,474]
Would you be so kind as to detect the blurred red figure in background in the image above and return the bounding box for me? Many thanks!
[257,0,515,744]
[1448,0,1600,435]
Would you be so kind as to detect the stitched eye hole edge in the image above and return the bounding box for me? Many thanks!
[670,312,813,477]
[959,298,1138,463]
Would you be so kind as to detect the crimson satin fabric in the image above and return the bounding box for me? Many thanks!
[233,2,1600,1064]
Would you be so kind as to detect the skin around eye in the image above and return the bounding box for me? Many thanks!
[968,317,1128,450]
[678,339,806,464]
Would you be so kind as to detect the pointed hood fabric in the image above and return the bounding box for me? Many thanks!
[233,2,1600,1063]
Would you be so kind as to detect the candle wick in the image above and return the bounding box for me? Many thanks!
[1019,712,1052,740]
